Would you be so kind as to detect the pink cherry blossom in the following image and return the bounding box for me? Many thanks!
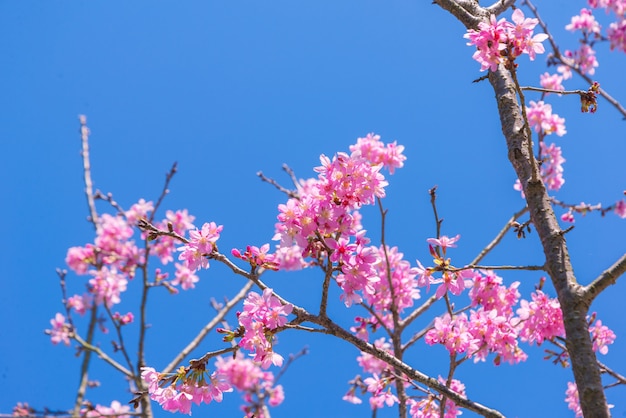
[588,317,616,354]
[526,101,567,136]
[588,0,626,17]
[65,245,96,275]
[565,382,583,417]
[238,288,293,368]
[82,400,131,418]
[88,267,128,307]
[540,142,566,191]
[67,294,93,315]
[171,263,200,290]
[432,270,468,299]
[47,313,71,346]
[349,133,407,174]
[215,355,284,414]
[539,72,565,93]
[562,44,599,76]
[464,9,547,71]
[125,198,154,225]
[231,243,279,271]
[112,311,134,325]
[426,234,460,251]
[561,210,575,223]
[566,9,601,34]
[464,14,510,71]
[608,19,626,51]
[516,289,565,345]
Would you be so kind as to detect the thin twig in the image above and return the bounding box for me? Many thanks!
[455,264,545,271]
[162,281,254,374]
[520,86,588,96]
[73,329,133,378]
[103,304,136,376]
[150,162,178,223]
[282,163,301,190]
[470,206,528,265]
[399,295,438,333]
[78,115,100,231]
[257,171,299,199]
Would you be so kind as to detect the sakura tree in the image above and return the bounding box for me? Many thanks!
[5,1,626,418]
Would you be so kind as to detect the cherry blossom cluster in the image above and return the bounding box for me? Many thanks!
[343,338,399,409]
[273,133,405,304]
[345,338,467,417]
[349,133,406,174]
[565,380,615,417]
[112,311,134,325]
[526,101,567,137]
[560,197,626,224]
[560,44,599,79]
[539,72,565,93]
[588,0,626,52]
[516,289,565,345]
[11,403,33,417]
[565,381,583,418]
[232,243,280,271]
[431,279,614,360]
[236,288,293,369]
[65,213,142,307]
[80,401,131,418]
[150,209,195,264]
[49,201,205,345]
[513,140,566,199]
[177,222,223,271]
[359,245,421,328]
[588,315,617,354]
[330,233,381,307]
[416,235,472,299]
[141,366,232,415]
[558,2,626,77]
[215,355,285,417]
[45,313,71,346]
[425,270,527,365]
[141,355,285,417]
[464,9,548,71]
[406,377,466,418]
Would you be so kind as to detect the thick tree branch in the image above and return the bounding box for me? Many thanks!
[583,253,626,305]
[488,60,609,418]
[432,0,485,29]
[485,0,515,16]
[433,1,611,415]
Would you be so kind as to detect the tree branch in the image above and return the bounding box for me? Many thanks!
[72,331,133,378]
[431,1,612,415]
[292,308,504,418]
[78,115,100,232]
[162,281,254,374]
[583,253,626,305]
[432,0,485,30]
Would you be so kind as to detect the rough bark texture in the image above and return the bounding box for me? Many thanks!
[434,1,610,416]
[488,63,608,418]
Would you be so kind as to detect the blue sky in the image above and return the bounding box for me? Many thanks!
[1,1,625,417]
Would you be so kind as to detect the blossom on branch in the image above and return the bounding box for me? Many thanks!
[464,9,548,71]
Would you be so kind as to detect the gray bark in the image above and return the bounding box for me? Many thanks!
[433,1,611,416]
